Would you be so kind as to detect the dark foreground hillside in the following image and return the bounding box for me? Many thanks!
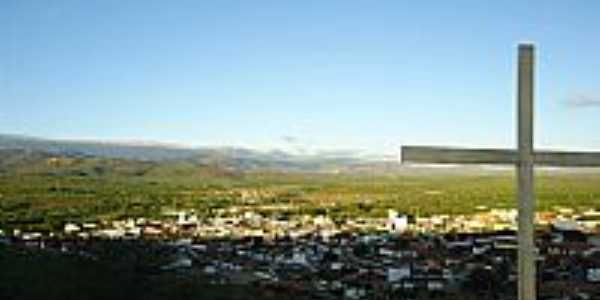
[0,244,283,300]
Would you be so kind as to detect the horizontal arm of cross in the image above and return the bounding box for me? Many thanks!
[401,146,600,167]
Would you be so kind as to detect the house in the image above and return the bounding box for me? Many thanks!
[161,256,192,271]
[577,212,600,230]
[387,265,411,283]
[586,267,600,282]
[143,226,162,236]
[20,232,44,248]
[64,223,81,234]
[427,280,444,291]
[95,229,125,239]
[331,262,344,271]
[447,240,473,256]
[21,232,42,241]
[82,223,98,230]
[552,219,580,232]
[387,210,408,233]
[344,287,366,299]
[203,265,217,275]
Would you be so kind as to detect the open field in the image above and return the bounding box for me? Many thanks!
[2,154,600,233]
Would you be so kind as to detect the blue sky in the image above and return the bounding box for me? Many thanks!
[1,1,599,155]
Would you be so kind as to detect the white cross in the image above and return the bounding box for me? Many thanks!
[401,44,600,300]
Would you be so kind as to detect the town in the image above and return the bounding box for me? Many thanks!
[4,206,600,300]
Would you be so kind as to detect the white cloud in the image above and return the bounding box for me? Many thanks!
[566,94,600,108]
[281,135,299,144]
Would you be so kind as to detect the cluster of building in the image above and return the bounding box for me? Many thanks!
[3,207,600,299]
[9,205,600,241]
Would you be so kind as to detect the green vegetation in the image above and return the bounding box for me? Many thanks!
[1,152,600,232]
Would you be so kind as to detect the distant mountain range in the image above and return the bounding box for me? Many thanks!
[0,133,397,173]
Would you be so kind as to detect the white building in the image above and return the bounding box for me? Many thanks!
[587,268,600,282]
[64,223,81,234]
[387,266,411,282]
[388,210,408,233]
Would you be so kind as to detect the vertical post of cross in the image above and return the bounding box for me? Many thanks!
[517,43,536,300]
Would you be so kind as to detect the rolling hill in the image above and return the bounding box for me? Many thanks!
[0,133,389,173]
